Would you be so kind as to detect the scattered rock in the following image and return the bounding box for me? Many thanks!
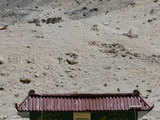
[65,70,71,73]
[117,88,120,92]
[35,35,44,39]
[41,19,46,23]
[117,67,121,70]
[57,57,63,64]
[58,25,63,28]
[42,72,47,76]
[0,56,5,65]
[65,52,78,59]
[128,0,136,7]
[66,59,78,65]
[34,73,39,78]
[46,17,62,24]
[91,24,99,31]
[104,66,111,70]
[73,83,78,86]
[55,84,59,87]
[89,8,98,12]
[121,54,127,57]
[0,115,7,120]
[122,29,138,38]
[146,89,152,93]
[100,43,126,55]
[142,80,145,83]
[0,87,4,91]
[150,9,154,14]
[28,18,41,26]
[26,45,31,48]
[0,72,5,76]
[20,78,31,84]
[123,78,127,80]
[68,73,77,78]
[147,18,156,23]
[14,94,19,97]
[157,99,160,102]
[65,52,79,65]
[133,52,139,57]
[0,25,8,30]
[148,19,153,23]
[103,83,107,87]
[144,95,149,99]
[82,11,89,17]
[59,74,64,77]
[25,58,34,64]
[105,10,109,15]
[75,0,80,5]
[88,41,98,46]
[116,27,120,30]
[153,0,158,3]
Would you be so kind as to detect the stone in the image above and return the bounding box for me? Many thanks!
[148,19,153,23]
[0,87,4,91]
[122,29,138,38]
[65,52,78,59]
[0,56,5,65]
[136,85,139,88]
[20,78,31,84]
[91,24,99,31]
[66,59,78,65]
[117,88,120,92]
[34,73,39,78]
[14,94,19,97]
[104,66,111,70]
[41,19,46,23]
[153,0,158,3]
[103,83,107,87]
[57,57,63,64]
[121,54,127,57]
[89,8,98,12]
[0,25,8,30]
[146,89,152,93]
[133,53,139,57]
[150,9,154,14]
[46,17,62,24]
[27,18,41,26]
[0,115,7,120]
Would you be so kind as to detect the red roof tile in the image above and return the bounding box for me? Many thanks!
[15,90,153,112]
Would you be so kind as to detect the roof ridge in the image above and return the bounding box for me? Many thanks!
[28,89,140,97]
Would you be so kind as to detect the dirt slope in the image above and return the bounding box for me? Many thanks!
[0,0,160,120]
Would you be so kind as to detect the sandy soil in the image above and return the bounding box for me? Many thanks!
[0,0,160,119]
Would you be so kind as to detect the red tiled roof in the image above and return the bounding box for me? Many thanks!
[15,90,153,112]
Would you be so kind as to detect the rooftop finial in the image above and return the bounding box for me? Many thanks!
[28,89,35,96]
[133,89,140,95]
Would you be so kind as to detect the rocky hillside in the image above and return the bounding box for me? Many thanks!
[0,0,160,119]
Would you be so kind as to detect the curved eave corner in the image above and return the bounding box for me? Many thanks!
[15,103,20,112]
[147,104,154,112]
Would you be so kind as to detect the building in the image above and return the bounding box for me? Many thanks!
[15,90,153,120]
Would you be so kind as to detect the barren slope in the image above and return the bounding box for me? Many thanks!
[0,0,160,120]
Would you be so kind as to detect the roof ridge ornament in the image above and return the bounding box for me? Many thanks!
[28,89,35,96]
[133,89,140,95]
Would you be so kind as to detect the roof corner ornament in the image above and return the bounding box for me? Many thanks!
[133,89,140,95]
[28,89,35,96]
[15,103,18,110]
